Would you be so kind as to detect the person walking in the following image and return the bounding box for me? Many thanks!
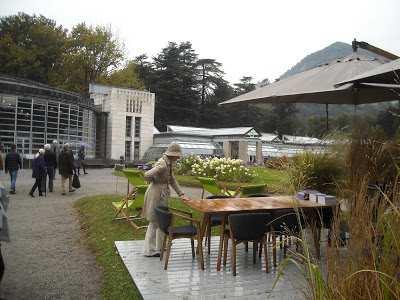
[0,181,10,286]
[4,144,22,194]
[58,144,75,195]
[0,144,4,176]
[29,149,46,197]
[77,145,88,175]
[51,140,59,179]
[142,143,188,257]
[43,144,57,193]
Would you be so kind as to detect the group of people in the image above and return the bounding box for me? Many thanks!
[0,141,88,197]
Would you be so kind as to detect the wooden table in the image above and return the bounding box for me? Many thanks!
[183,196,334,271]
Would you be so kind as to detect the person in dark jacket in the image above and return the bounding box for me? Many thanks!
[0,144,4,174]
[43,144,57,192]
[29,149,46,197]
[59,143,75,195]
[4,144,22,194]
[77,145,88,175]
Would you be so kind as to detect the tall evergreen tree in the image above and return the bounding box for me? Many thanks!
[233,76,256,95]
[150,42,200,130]
[196,58,225,125]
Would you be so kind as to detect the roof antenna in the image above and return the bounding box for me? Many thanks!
[352,38,358,52]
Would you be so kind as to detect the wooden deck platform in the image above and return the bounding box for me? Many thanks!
[115,237,306,299]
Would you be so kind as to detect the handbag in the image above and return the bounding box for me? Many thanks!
[72,174,81,189]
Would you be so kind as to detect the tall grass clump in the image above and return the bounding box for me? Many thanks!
[286,152,344,195]
[280,126,400,300]
[325,127,400,300]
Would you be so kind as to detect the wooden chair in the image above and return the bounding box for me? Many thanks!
[155,206,204,270]
[204,195,231,254]
[223,213,272,276]
[268,209,305,266]
[112,169,148,231]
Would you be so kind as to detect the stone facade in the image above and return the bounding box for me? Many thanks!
[89,84,155,160]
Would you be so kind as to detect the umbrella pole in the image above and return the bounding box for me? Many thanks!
[325,104,329,132]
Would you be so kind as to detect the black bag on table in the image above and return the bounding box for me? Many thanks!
[72,174,81,189]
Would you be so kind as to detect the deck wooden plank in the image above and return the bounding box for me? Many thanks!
[115,237,306,299]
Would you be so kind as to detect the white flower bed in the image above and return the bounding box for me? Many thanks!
[176,155,255,182]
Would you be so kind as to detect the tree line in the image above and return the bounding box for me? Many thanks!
[1,12,398,137]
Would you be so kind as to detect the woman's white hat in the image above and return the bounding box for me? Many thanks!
[165,143,182,157]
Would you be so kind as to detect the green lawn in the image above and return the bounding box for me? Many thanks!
[74,195,201,299]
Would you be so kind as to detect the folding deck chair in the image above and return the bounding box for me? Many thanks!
[196,177,239,199]
[112,169,148,231]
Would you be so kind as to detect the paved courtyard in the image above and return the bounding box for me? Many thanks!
[116,238,306,300]
[0,168,203,299]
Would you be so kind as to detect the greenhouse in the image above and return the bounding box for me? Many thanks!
[0,75,96,158]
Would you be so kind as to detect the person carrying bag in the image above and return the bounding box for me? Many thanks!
[72,173,81,189]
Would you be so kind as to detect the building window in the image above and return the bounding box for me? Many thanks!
[125,141,131,161]
[134,141,140,161]
[126,116,132,137]
[230,141,239,159]
[134,117,141,138]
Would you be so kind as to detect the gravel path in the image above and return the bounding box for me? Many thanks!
[0,169,202,299]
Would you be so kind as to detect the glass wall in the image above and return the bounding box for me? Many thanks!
[0,94,96,158]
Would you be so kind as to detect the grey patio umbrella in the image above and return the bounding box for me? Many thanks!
[220,53,400,130]
[335,58,400,87]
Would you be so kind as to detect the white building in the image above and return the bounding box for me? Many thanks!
[145,125,263,164]
[145,125,330,163]
[89,83,155,161]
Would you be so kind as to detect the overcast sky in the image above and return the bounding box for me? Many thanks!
[1,0,399,84]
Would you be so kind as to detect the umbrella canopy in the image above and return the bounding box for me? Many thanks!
[220,53,400,106]
[335,58,400,86]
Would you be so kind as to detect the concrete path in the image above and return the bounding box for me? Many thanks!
[0,168,202,299]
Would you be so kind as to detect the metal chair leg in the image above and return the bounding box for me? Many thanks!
[164,237,172,270]
[160,235,167,261]
[252,241,257,264]
[191,238,195,259]
[263,237,269,273]
[272,232,277,267]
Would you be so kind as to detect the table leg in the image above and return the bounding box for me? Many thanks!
[309,214,321,259]
[198,214,210,256]
[313,224,321,259]
[217,214,227,271]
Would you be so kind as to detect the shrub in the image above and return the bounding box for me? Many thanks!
[286,152,344,195]
[265,156,290,170]
[175,156,255,182]
[175,155,202,175]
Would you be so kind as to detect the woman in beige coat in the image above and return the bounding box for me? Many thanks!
[142,143,187,257]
